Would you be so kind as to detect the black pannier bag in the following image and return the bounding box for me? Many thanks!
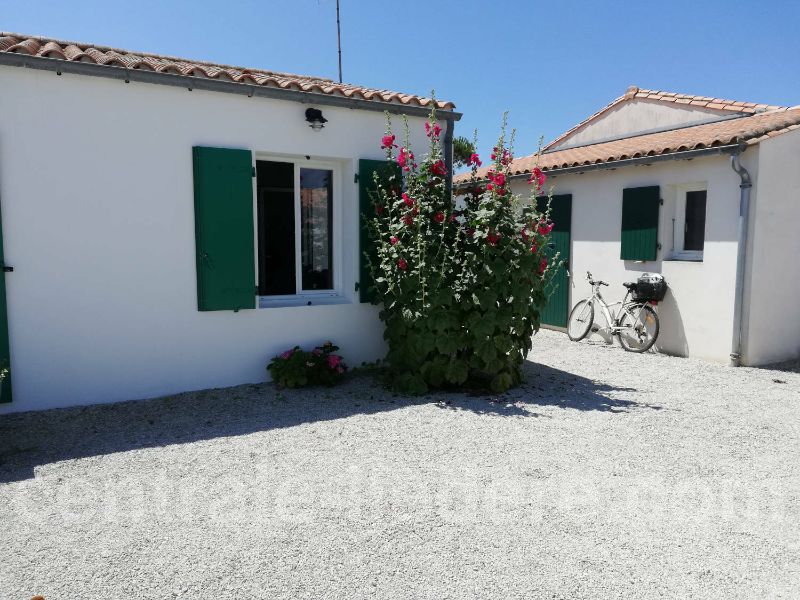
[633,273,667,302]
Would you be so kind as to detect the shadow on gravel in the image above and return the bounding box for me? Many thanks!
[0,363,661,483]
[514,361,663,413]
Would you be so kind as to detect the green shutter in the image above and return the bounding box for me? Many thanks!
[537,194,572,328]
[193,147,256,311]
[620,186,660,261]
[358,159,401,303]
[0,195,11,403]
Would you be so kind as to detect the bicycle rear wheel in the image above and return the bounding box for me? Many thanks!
[567,299,594,341]
[617,304,659,352]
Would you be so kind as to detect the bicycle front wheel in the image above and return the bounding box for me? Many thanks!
[567,299,594,341]
[617,304,659,352]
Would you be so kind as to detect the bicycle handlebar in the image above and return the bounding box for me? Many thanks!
[586,271,608,287]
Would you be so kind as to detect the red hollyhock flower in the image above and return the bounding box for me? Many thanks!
[468,153,482,167]
[397,257,408,270]
[486,182,495,192]
[538,220,554,235]
[389,235,399,245]
[403,214,414,226]
[397,147,415,171]
[402,192,414,207]
[431,160,447,176]
[449,212,456,223]
[375,204,383,215]
[381,134,397,149]
[521,227,529,241]
[434,211,445,223]
[496,187,507,197]
[531,244,538,254]
[487,231,501,246]
[539,257,548,274]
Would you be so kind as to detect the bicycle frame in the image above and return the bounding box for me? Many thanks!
[587,283,648,333]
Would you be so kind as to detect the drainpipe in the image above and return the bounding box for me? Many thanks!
[730,149,752,366]
[443,117,454,198]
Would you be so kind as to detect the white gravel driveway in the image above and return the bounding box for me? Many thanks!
[1,330,798,599]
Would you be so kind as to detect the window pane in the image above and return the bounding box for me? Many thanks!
[300,168,333,290]
[257,161,296,295]
[684,190,707,251]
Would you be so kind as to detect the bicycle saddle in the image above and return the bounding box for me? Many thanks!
[623,281,637,289]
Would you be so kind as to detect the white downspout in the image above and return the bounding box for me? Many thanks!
[730,150,752,366]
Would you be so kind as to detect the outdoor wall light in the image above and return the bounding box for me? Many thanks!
[305,108,327,131]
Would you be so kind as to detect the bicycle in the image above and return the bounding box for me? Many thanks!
[567,271,660,353]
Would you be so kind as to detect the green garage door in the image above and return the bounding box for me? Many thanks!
[537,194,572,328]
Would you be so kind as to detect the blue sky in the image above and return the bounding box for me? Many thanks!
[3,0,800,157]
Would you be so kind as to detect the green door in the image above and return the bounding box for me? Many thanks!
[0,197,11,403]
[537,194,572,328]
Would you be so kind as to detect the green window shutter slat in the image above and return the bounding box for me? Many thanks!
[0,196,11,403]
[537,195,572,327]
[358,159,401,303]
[620,186,660,261]
[193,146,256,311]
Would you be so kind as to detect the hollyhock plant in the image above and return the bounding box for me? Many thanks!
[362,106,559,394]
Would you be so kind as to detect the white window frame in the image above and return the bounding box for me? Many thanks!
[254,154,346,308]
[669,182,707,262]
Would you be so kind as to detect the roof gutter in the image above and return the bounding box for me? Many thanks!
[0,52,462,121]
[454,144,744,190]
[729,150,753,367]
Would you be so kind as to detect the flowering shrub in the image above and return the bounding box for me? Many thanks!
[267,342,348,388]
[364,109,558,393]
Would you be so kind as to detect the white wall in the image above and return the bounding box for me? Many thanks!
[510,151,756,362]
[551,99,731,150]
[742,128,800,365]
[0,66,439,413]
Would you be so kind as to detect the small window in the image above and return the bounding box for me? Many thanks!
[256,159,338,301]
[669,185,707,261]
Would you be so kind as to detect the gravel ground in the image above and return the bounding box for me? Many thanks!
[1,330,798,600]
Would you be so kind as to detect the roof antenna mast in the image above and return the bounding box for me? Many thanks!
[336,0,343,83]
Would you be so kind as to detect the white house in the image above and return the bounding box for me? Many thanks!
[0,32,460,413]
[457,86,800,366]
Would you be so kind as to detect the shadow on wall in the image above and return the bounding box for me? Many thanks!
[0,364,659,483]
[654,289,689,357]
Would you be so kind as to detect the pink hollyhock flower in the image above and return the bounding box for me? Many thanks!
[402,192,414,207]
[492,173,506,187]
[449,213,456,223]
[531,243,538,254]
[389,235,399,245]
[397,257,408,270]
[496,187,507,197]
[486,182,495,192]
[397,147,415,171]
[403,214,414,226]
[381,134,397,149]
[521,227,529,241]
[538,220,554,235]
[539,257,548,274]
[431,160,447,176]
[433,123,441,137]
[279,349,294,360]
[468,153,482,167]
[327,354,342,368]
[528,167,546,191]
[487,231,501,246]
[434,211,445,223]
[425,122,431,136]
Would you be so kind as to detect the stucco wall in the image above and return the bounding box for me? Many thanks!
[0,66,438,413]
[741,128,800,365]
[508,151,756,362]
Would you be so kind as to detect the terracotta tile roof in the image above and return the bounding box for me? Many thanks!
[0,32,456,110]
[544,85,787,151]
[454,107,800,184]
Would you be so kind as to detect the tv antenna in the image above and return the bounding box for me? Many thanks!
[336,0,343,83]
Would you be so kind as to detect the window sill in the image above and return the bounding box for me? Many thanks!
[258,294,351,309]
[664,255,704,263]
